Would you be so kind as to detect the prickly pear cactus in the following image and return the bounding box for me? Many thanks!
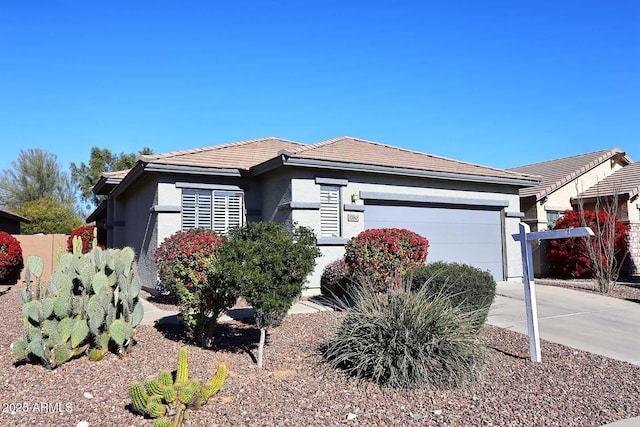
[128,348,227,426]
[11,244,145,369]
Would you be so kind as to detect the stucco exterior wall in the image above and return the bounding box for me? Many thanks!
[287,169,525,295]
[533,159,626,232]
[117,175,159,289]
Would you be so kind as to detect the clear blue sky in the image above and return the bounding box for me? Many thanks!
[1,1,638,174]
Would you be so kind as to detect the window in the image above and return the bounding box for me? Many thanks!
[213,191,244,234]
[182,190,211,230]
[546,211,564,230]
[182,190,244,233]
[320,185,340,237]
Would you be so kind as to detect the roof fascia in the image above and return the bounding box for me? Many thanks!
[109,162,242,199]
[86,200,107,223]
[280,157,540,187]
[0,210,30,223]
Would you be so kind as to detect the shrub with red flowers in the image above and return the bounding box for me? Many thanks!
[344,228,429,292]
[67,225,97,254]
[546,210,628,279]
[0,231,24,284]
[154,228,236,347]
[320,258,351,297]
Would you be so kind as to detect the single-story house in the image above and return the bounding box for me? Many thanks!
[88,136,540,294]
[573,161,640,276]
[508,148,633,276]
[0,209,30,234]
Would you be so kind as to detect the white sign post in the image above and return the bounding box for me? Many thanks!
[512,223,594,362]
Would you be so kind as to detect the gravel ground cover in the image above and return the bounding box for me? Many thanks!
[2,284,640,427]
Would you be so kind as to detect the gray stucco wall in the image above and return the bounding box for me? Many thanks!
[282,169,525,295]
[108,166,527,294]
[117,174,159,289]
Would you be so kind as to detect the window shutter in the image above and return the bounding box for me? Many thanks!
[213,192,244,234]
[182,190,212,230]
[320,186,340,237]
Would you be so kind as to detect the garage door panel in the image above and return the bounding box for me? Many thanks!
[364,204,503,280]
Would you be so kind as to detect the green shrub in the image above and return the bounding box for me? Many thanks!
[344,228,429,293]
[322,280,484,389]
[410,261,496,330]
[216,221,320,368]
[320,259,350,298]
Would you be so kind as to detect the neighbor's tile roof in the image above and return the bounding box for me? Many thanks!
[508,148,629,200]
[285,136,537,181]
[138,137,305,170]
[577,161,640,200]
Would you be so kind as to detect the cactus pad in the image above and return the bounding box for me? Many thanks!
[71,319,89,348]
[109,318,132,346]
[28,255,44,279]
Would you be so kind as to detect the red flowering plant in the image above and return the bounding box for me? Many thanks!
[344,228,429,293]
[154,228,236,347]
[67,225,98,254]
[546,210,628,279]
[0,231,24,284]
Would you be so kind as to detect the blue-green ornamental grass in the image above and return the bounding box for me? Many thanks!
[321,280,485,390]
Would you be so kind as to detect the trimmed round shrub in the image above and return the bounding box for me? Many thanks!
[67,225,97,254]
[0,231,23,284]
[322,281,484,389]
[546,209,628,279]
[344,228,429,293]
[320,259,351,297]
[154,228,235,347]
[410,261,496,330]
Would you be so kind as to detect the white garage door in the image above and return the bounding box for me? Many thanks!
[364,203,504,280]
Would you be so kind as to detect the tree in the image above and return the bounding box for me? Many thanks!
[13,196,82,234]
[70,147,153,210]
[0,148,76,210]
[215,222,320,368]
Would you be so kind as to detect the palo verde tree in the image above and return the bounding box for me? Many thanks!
[215,221,320,368]
[70,146,153,211]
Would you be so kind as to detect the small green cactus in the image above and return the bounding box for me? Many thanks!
[153,418,171,427]
[144,378,164,396]
[129,382,149,413]
[158,370,173,387]
[128,348,227,426]
[176,347,189,384]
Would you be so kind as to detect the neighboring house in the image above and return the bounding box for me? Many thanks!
[574,161,640,276]
[0,209,30,234]
[509,148,633,276]
[88,136,539,294]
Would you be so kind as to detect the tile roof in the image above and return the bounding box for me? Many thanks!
[138,137,305,170]
[285,136,537,181]
[577,161,640,200]
[508,148,630,200]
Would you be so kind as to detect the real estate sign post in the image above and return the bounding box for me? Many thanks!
[512,223,594,362]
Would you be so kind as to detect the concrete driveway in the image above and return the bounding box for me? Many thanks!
[487,282,640,366]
